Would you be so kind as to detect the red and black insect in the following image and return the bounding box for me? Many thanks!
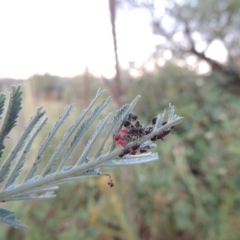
[145,125,154,135]
[119,148,131,158]
[132,144,140,151]
[128,126,145,138]
[152,117,157,125]
[129,150,137,155]
[151,135,158,142]
[156,129,170,140]
[135,120,142,127]
[162,121,167,126]
[107,174,114,188]
[123,120,132,128]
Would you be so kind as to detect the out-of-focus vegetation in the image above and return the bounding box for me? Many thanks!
[0,62,240,240]
[123,0,240,89]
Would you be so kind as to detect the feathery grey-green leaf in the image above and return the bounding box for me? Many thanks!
[43,170,104,189]
[0,93,6,123]
[100,153,159,166]
[22,118,48,183]
[58,97,111,170]
[0,86,22,135]
[3,118,48,190]
[0,107,46,184]
[76,113,112,165]
[22,186,59,195]
[0,86,22,160]
[51,89,105,174]
[40,104,73,177]
[0,207,28,229]
[4,193,56,202]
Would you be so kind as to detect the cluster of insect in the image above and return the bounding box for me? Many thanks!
[106,112,175,188]
[114,112,175,158]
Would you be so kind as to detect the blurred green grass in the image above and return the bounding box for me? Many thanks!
[1,64,240,240]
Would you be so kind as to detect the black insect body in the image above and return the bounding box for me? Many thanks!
[164,129,171,135]
[152,117,157,125]
[145,125,153,135]
[128,126,145,138]
[107,174,114,188]
[128,112,138,121]
[151,135,158,142]
[129,150,137,155]
[123,120,132,128]
[135,120,142,128]
[132,144,140,151]
[118,153,125,158]
[119,148,131,158]
[157,135,164,141]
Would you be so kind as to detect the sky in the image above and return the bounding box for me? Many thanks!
[0,0,228,79]
[0,0,156,79]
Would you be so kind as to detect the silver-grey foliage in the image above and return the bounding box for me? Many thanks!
[0,86,183,229]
